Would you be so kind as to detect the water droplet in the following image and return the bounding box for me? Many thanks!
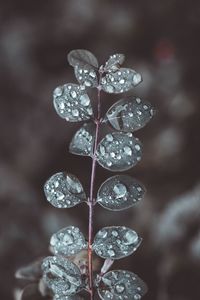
[124,146,132,156]
[134,294,141,300]
[80,94,90,106]
[113,183,127,199]
[115,283,125,293]
[72,109,79,117]
[70,91,77,98]
[124,230,138,245]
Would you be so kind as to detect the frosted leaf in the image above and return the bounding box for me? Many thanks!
[104,54,125,72]
[53,84,93,122]
[15,258,43,281]
[97,175,145,211]
[96,132,142,171]
[67,49,99,69]
[44,172,86,208]
[74,66,98,88]
[54,295,83,300]
[100,68,142,94]
[42,256,83,297]
[50,226,87,256]
[93,226,142,259]
[105,97,155,132]
[98,270,147,300]
[69,123,95,157]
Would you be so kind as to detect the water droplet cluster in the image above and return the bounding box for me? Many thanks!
[98,270,147,300]
[42,256,83,297]
[101,68,142,94]
[93,226,142,259]
[69,123,95,156]
[106,97,155,132]
[50,226,87,256]
[53,83,93,121]
[97,175,145,211]
[44,172,86,208]
[96,132,142,171]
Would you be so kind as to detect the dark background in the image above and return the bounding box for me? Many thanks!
[1,0,200,299]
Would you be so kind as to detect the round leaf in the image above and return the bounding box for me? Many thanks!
[105,96,155,132]
[74,65,98,88]
[97,175,146,211]
[50,226,87,256]
[98,270,147,300]
[67,49,99,69]
[104,53,125,72]
[69,123,95,157]
[101,68,142,94]
[93,226,142,260]
[42,256,83,297]
[53,84,93,122]
[44,172,86,208]
[96,132,142,171]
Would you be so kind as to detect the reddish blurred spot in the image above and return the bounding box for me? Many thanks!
[154,39,175,63]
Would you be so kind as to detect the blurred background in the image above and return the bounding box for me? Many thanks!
[1,0,200,299]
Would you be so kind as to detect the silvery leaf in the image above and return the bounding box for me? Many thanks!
[101,68,142,94]
[93,226,142,260]
[20,284,45,300]
[98,270,147,300]
[67,49,99,69]
[42,256,83,297]
[105,97,155,132]
[69,123,95,157]
[15,258,43,281]
[44,172,86,208]
[53,84,93,122]
[54,295,83,300]
[97,175,145,211]
[74,66,98,88]
[50,226,87,256]
[104,53,125,72]
[96,132,142,171]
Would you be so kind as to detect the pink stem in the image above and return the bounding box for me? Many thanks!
[88,72,102,299]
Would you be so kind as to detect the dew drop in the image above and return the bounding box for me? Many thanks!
[113,183,127,199]
[124,146,132,156]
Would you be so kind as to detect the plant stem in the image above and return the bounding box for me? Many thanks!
[88,72,102,300]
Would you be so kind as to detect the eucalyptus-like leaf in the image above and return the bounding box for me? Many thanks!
[93,226,142,260]
[67,49,99,69]
[105,96,155,132]
[42,256,83,297]
[97,175,145,211]
[104,53,125,72]
[96,132,142,171]
[98,270,147,300]
[74,66,98,88]
[69,123,95,157]
[15,258,43,281]
[100,68,142,94]
[44,172,86,208]
[50,226,87,256]
[53,84,93,122]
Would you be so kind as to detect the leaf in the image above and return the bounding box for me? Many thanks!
[98,270,147,300]
[20,284,46,300]
[105,97,155,132]
[42,256,83,297]
[100,68,142,94]
[15,258,43,281]
[50,226,87,256]
[53,84,93,122]
[96,132,142,171]
[74,65,98,88]
[67,49,99,69]
[97,175,146,211]
[44,172,86,208]
[69,123,95,157]
[93,226,142,260]
[54,295,83,300]
[104,53,125,72]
